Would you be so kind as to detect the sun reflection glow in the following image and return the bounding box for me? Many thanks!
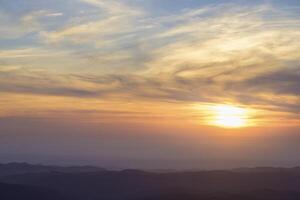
[212,105,249,128]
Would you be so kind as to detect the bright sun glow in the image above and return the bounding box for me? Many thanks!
[212,105,249,128]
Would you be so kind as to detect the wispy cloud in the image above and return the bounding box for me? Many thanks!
[1,1,300,125]
[40,0,143,45]
[0,9,64,39]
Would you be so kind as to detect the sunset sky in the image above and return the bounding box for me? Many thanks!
[0,0,300,169]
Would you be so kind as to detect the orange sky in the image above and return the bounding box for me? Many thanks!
[0,0,300,168]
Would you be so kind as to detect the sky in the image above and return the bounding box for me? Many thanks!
[0,0,300,169]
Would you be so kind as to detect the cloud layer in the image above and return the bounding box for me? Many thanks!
[0,0,300,125]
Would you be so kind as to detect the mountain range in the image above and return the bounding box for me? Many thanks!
[1,163,300,200]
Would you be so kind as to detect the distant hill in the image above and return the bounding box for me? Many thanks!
[1,164,300,200]
[232,166,300,173]
[0,162,106,177]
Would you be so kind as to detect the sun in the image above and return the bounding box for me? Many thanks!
[212,105,249,128]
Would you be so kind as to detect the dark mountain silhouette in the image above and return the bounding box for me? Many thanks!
[0,182,69,200]
[1,163,300,200]
[0,162,105,177]
[231,166,300,173]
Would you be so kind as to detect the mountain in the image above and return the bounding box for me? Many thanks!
[232,167,300,173]
[1,164,300,200]
[0,162,106,177]
[0,182,69,200]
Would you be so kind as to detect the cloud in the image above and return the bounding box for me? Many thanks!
[0,9,63,39]
[40,0,143,45]
[81,0,141,15]
[0,48,63,58]
[1,2,300,124]
[241,66,300,95]
[45,12,63,17]
[144,5,300,75]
